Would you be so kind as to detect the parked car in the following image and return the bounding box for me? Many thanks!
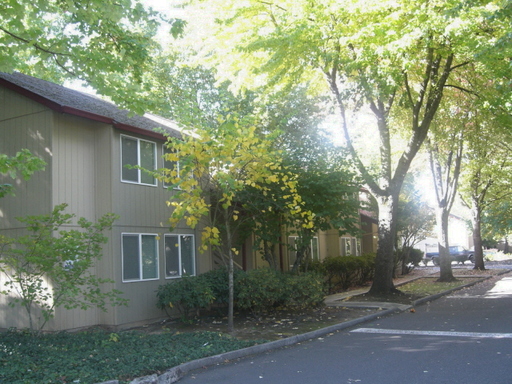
[424,245,474,266]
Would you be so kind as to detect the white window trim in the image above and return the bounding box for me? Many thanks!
[164,234,196,279]
[288,236,319,268]
[121,233,160,283]
[340,236,361,256]
[120,134,158,186]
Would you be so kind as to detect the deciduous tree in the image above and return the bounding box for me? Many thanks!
[0,204,124,331]
[184,0,511,294]
[0,0,166,113]
[160,119,312,332]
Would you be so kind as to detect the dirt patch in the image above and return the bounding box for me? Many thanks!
[129,305,382,341]
[127,265,511,341]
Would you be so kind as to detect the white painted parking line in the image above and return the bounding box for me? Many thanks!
[351,328,512,339]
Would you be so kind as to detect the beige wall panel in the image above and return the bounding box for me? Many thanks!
[0,88,53,227]
[0,86,47,122]
[52,114,100,220]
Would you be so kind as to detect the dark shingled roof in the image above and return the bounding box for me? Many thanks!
[0,72,181,140]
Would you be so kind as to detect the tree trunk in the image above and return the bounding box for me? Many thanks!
[224,215,235,333]
[504,236,510,254]
[471,200,485,270]
[368,194,399,295]
[436,208,455,282]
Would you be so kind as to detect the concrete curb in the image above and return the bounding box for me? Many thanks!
[159,306,403,384]
[99,269,511,384]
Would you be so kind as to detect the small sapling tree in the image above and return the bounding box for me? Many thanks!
[0,204,126,331]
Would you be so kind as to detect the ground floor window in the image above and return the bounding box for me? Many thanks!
[165,234,195,278]
[122,233,159,282]
[288,236,319,269]
[340,237,361,256]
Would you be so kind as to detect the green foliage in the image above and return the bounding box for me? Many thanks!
[0,0,164,113]
[159,268,327,319]
[408,248,424,267]
[200,267,245,305]
[284,272,326,309]
[0,204,124,331]
[0,329,263,384]
[0,149,46,198]
[156,275,214,321]
[183,0,512,294]
[234,268,287,314]
[322,254,376,294]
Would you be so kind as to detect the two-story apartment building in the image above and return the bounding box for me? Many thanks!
[0,72,377,331]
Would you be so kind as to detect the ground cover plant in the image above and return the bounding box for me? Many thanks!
[1,265,508,383]
[0,329,265,384]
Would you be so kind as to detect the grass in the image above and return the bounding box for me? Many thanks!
[0,329,266,384]
[399,277,482,297]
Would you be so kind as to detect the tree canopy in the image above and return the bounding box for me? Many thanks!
[180,0,511,294]
[0,0,168,113]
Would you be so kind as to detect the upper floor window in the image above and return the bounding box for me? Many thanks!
[121,135,157,186]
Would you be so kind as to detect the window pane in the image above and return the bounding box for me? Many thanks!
[165,236,180,278]
[311,238,319,261]
[181,235,195,276]
[140,140,156,185]
[122,235,140,281]
[141,235,158,279]
[121,136,138,182]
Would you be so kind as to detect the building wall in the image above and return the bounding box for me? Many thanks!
[0,87,54,330]
[0,86,209,330]
[0,86,53,227]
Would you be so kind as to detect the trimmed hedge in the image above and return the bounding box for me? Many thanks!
[156,275,214,321]
[322,253,376,294]
[156,268,327,319]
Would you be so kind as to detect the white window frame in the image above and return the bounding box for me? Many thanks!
[164,234,196,279]
[121,233,159,282]
[120,134,157,186]
[288,236,319,268]
[340,237,361,256]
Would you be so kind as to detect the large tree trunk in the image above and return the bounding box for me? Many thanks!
[436,208,455,282]
[471,199,485,270]
[369,194,399,295]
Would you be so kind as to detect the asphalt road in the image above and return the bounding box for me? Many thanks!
[178,272,512,384]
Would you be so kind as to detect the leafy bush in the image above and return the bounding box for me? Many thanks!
[0,204,124,331]
[236,268,287,314]
[200,267,246,305]
[322,254,375,293]
[408,248,424,266]
[284,272,326,309]
[156,275,214,320]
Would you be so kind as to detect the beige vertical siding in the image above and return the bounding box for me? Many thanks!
[0,87,53,227]
[0,85,209,330]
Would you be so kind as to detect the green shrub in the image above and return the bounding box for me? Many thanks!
[200,267,246,305]
[156,275,214,321]
[358,253,376,284]
[284,272,326,309]
[408,248,424,266]
[236,268,287,314]
[322,253,375,293]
